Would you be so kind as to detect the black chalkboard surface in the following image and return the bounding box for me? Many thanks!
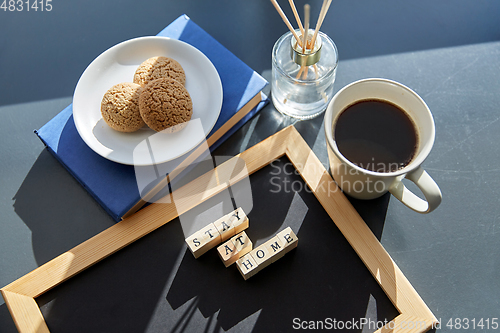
[37,158,398,333]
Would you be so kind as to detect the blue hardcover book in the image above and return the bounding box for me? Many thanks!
[35,14,268,222]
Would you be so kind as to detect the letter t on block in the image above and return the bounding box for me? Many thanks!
[217,231,253,267]
[185,223,222,258]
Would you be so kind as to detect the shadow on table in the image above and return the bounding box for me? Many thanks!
[13,150,115,266]
[0,303,18,333]
[9,148,180,332]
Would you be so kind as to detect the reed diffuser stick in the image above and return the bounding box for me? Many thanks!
[301,4,310,79]
[302,4,310,52]
[270,0,303,47]
[310,0,332,48]
[288,0,304,35]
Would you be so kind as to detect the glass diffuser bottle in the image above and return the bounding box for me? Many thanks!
[272,29,338,119]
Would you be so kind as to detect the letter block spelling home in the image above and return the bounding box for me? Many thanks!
[185,207,249,258]
[236,227,298,280]
[217,231,253,267]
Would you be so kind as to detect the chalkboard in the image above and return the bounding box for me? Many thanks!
[37,157,398,332]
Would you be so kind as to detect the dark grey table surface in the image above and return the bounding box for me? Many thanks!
[1,1,499,332]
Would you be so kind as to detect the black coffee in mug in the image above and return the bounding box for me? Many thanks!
[334,99,418,173]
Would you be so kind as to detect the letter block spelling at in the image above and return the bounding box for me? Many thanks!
[217,231,253,267]
[185,223,222,259]
[214,207,249,242]
[236,227,298,280]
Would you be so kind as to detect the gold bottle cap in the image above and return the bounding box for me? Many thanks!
[290,30,322,67]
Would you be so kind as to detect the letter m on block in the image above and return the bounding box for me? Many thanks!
[270,241,281,252]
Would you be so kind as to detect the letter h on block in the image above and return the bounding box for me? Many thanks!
[236,227,298,280]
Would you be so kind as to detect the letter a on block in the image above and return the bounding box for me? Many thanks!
[217,241,236,265]
[217,231,252,267]
[214,207,249,242]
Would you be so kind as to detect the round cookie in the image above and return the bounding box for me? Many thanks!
[133,56,186,86]
[139,78,193,133]
[101,82,145,132]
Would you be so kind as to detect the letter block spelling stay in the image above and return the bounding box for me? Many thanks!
[185,207,249,259]
[236,227,298,280]
[217,231,253,267]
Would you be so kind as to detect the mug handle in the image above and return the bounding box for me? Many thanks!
[389,167,442,213]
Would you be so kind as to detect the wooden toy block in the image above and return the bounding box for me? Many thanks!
[213,214,235,242]
[231,207,249,235]
[213,207,249,242]
[217,231,253,267]
[236,253,259,280]
[237,227,298,280]
[185,223,222,258]
[248,246,270,269]
[232,231,252,253]
[274,227,298,260]
[249,236,284,269]
[217,239,236,265]
[263,235,286,264]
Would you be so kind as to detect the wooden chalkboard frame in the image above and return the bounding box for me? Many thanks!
[1,125,437,333]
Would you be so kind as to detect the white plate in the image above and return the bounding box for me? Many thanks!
[73,36,222,166]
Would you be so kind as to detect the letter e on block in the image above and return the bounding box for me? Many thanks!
[276,227,298,257]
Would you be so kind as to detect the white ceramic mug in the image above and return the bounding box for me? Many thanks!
[324,78,442,213]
